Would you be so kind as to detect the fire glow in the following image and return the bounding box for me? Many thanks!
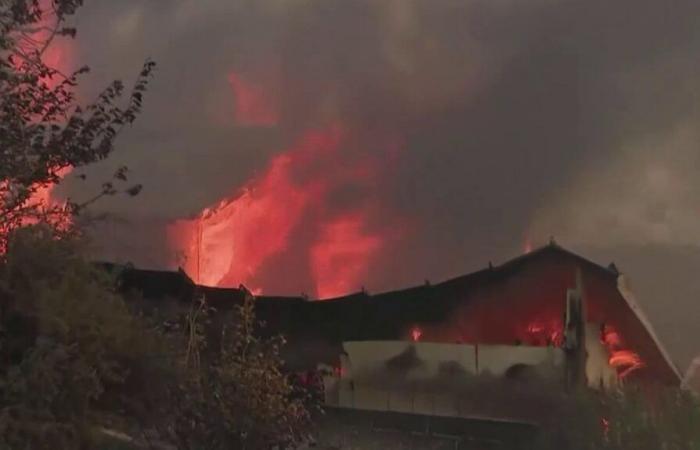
[169,123,401,298]
[11,2,75,230]
[525,320,564,346]
[168,64,405,297]
[311,212,383,299]
[601,324,645,379]
[523,320,644,380]
[411,327,423,342]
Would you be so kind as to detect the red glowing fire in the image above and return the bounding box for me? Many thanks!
[169,127,336,289]
[311,212,383,298]
[4,1,75,237]
[609,350,644,378]
[31,166,72,206]
[11,0,76,90]
[601,324,644,379]
[601,324,623,348]
[26,5,75,218]
[411,327,423,342]
[169,123,402,297]
[523,320,643,379]
[526,320,564,346]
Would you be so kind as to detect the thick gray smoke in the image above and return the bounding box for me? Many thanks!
[58,0,700,370]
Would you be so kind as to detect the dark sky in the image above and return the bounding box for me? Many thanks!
[55,0,700,371]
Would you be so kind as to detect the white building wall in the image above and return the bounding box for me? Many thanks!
[584,323,618,390]
[478,345,562,376]
[332,340,567,417]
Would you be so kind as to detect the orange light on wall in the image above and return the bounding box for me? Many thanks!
[411,326,423,342]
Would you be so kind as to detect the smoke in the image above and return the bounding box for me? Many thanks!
[530,124,700,247]
[57,0,700,363]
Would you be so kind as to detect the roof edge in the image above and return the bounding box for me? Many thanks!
[616,274,682,383]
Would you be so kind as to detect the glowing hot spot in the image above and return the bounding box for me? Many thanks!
[411,327,423,342]
[601,324,644,379]
[525,320,564,346]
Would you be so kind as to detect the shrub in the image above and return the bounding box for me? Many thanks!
[0,226,167,448]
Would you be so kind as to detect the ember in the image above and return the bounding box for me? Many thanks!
[168,130,328,287]
[609,350,645,379]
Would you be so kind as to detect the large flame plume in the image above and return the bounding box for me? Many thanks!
[169,76,405,297]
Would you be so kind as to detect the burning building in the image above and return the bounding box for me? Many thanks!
[115,242,681,416]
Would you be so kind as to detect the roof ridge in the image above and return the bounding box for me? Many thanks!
[496,242,615,274]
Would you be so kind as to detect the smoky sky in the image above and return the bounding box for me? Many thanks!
[57,0,700,369]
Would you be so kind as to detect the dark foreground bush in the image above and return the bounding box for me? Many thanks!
[537,385,700,450]
[0,226,168,448]
[0,227,315,449]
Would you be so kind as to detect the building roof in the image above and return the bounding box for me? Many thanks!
[111,242,680,383]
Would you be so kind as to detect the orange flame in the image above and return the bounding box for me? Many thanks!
[609,350,645,379]
[311,212,383,298]
[411,326,423,342]
[168,124,402,297]
[25,2,75,217]
[601,324,645,379]
[14,0,77,90]
[601,325,623,348]
[169,127,338,287]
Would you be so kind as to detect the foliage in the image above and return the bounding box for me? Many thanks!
[0,233,315,450]
[165,294,315,450]
[536,385,700,450]
[0,0,154,252]
[0,3,315,449]
[0,226,168,449]
[600,386,700,450]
